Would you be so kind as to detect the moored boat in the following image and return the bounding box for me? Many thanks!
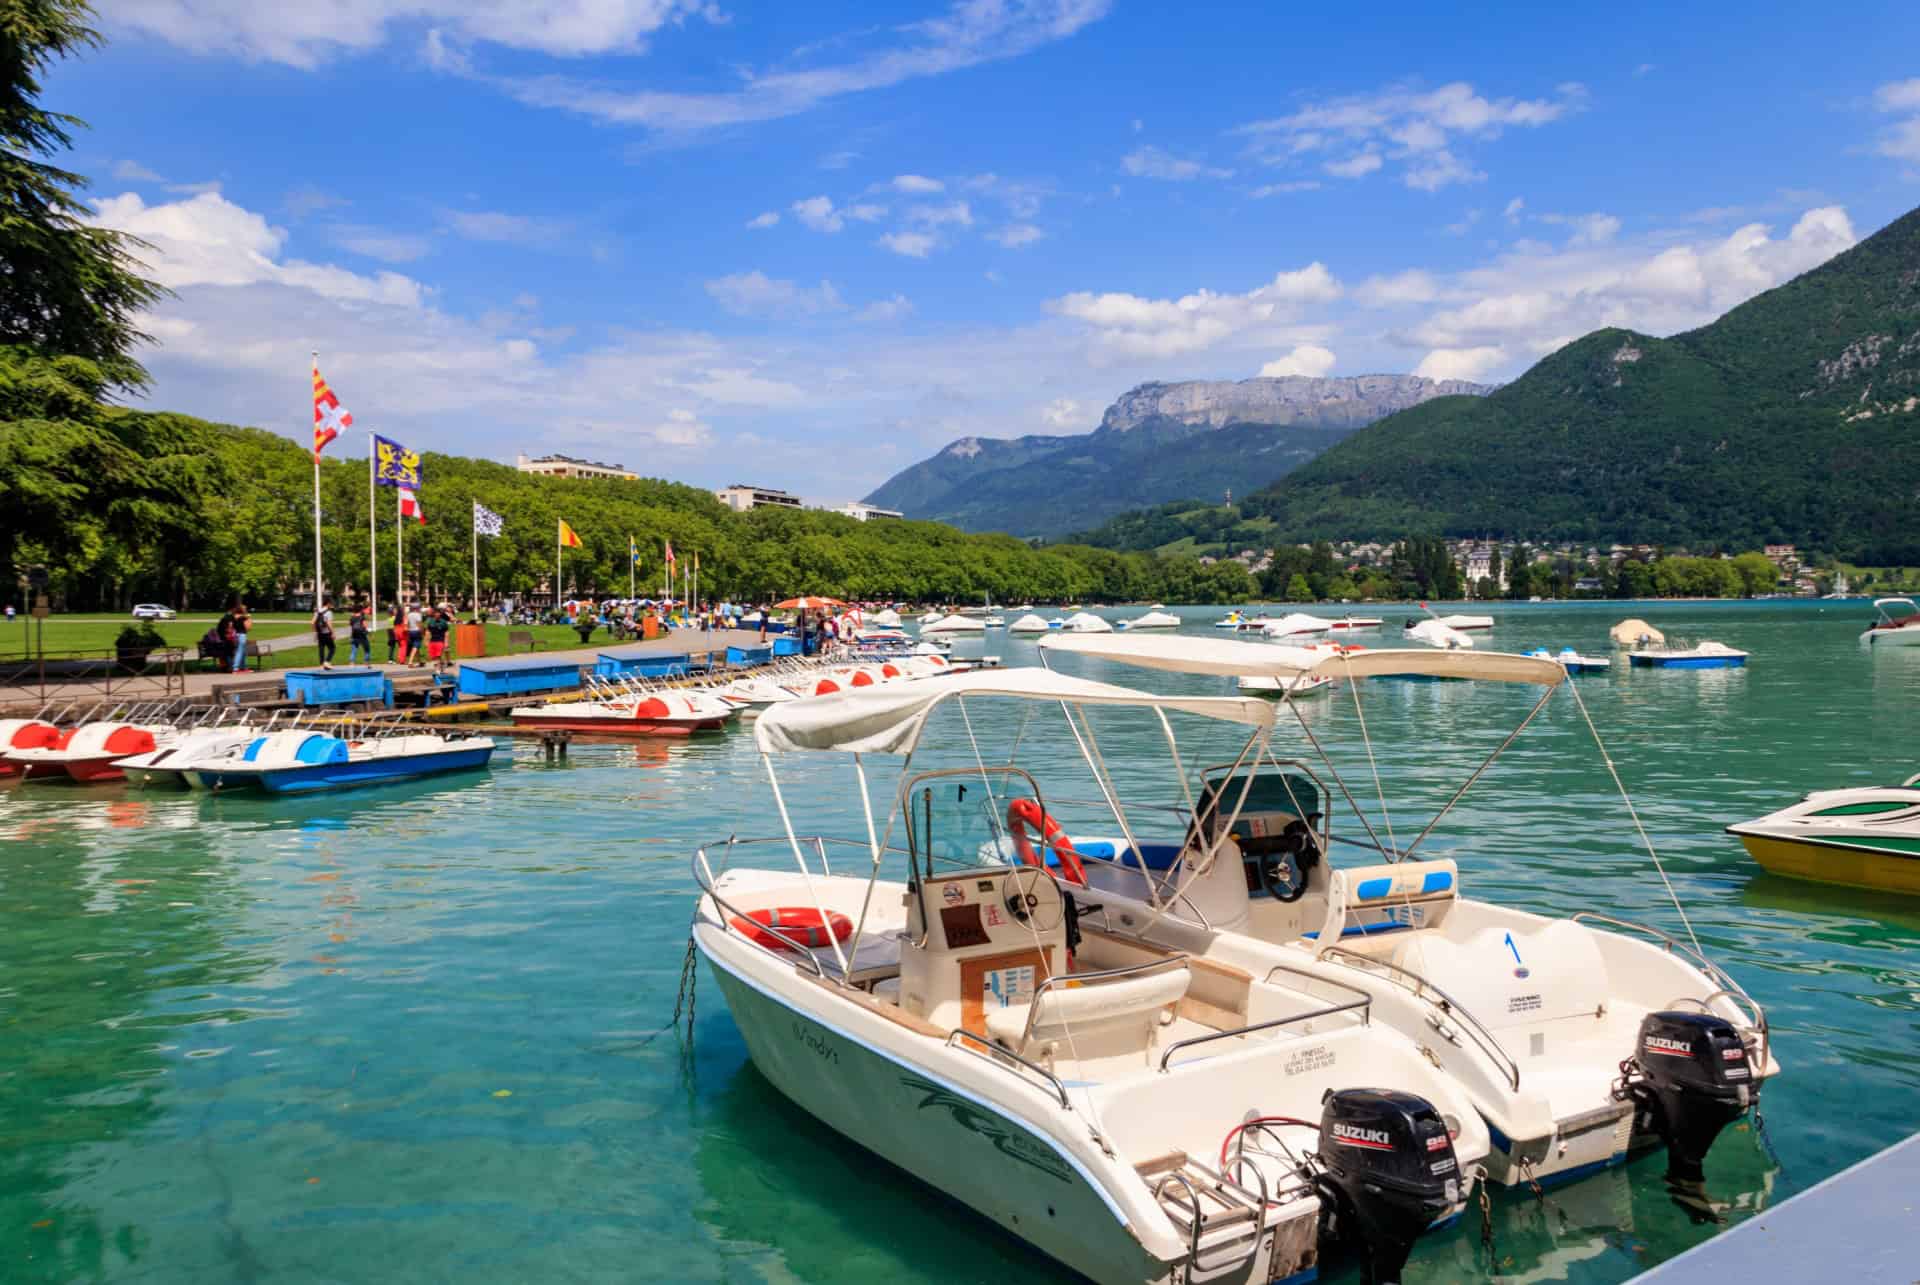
[1007,613,1049,634]
[10,721,166,782]
[1728,779,1920,894]
[1524,646,1612,673]
[187,729,495,793]
[0,717,61,777]
[511,691,736,736]
[1860,597,1920,648]
[1628,641,1748,669]
[1118,609,1181,630]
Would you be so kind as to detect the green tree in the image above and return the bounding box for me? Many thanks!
[1284,572,1312,601]
[1730,552,1777,597]
[0,0,165,390]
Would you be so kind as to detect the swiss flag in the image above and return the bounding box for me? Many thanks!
[399,486,425,525]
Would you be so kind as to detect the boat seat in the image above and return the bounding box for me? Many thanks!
[1311,859,1458,953]
[1386,920,1610,1032]
[986,962,1191,1065]
[1057,837,1186,872]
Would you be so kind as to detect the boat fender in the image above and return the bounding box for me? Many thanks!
[1007,798,1087,886]
[729,907,854,952]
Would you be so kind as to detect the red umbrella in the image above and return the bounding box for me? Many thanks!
[776,596,845,609]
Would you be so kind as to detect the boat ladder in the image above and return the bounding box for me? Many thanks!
[1136,1151,1272,1274]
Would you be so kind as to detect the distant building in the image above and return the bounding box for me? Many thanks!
[517,452,637,481]
[830,500,903,522]
[715,483,803,512]
[1765,544,1799,567]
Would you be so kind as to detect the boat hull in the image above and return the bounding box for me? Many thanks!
[1735,833,1920,896]
[1629,655,1746,669]
[1862,627,1920,647]
[65,754,132,783]
[197,745,495,794]
[510,713,723,737]
[698,945,1226,1285]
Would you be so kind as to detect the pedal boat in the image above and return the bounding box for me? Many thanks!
[115,727,270,787]
[1034,634,1777,1191]
[1728,779,1920,894]
[0,718,61,777]
[8,721,168,782]
[697,667,1492,1285]
[186,729,494,793]
[510,691,736,736]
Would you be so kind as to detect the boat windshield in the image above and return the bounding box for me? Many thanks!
[902,765,1033,877]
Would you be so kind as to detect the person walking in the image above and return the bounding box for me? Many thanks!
[389,604,404,664]
[229,599,252,673]
[758,604,769,643]
[426,606,451,670]
[407,601,427,668]
[349,603,371,664]
[314,598,336,670]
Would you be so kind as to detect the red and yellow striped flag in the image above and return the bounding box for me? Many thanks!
[312,360,352,461]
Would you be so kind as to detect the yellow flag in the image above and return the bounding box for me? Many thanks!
[559,519,583,549]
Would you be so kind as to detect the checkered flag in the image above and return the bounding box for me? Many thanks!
[473,500,504,537]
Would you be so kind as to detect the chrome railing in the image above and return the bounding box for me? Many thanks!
[1569,911,1770,1054]
[1319,945,1522,1091]
[1160,993,1372,1071]
[945,1029,1072,1110]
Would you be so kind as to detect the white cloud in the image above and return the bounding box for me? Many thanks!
[846,203,887,222]
[1323,152,1382,179]
[1238,80,1585,190]
[501,0,1113,134]
[878,231,937,258]
[818,149,860,170]
[1503,196,1524,221]
[334,227,435,263]
[112,159,164,182]
[891,174,945,193]
[110,0,729,68]
[1873,78,1920,163]
[1538,211,1621,246]
[285,185,349,218]
[857,294,915,323]
[703,271,844,318]
[989,223,1044,248]
[1047,263,1342,360]
[89,191,426,307]
[1250,180,1321,197]
[645,407,712,447]
[445,209,569,245]
[790,195,843,233]
[1041,397,1082,426]
[1354,270,1439,307]
[745,210,780,229]
[906,200,972,227]
[1121,145,1231,181]
[1259,344,1336,378]
[1414,346,1506,382]
[1130,118,1143,133]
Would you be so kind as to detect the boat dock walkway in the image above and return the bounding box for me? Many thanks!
[1630,1131,1920,1282]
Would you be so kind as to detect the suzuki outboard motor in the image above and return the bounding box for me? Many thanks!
[1314,1088,1460,1285]
[1621,1010,1755,1184]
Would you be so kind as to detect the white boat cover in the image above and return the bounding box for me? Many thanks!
[869,608,902,627]
[1405,619,1474,650]
[1063,612,1113,633]
[754,666,1276,755]
[922,613,986,633]
[1037,633,1565,686]
[1609,618,1665,646]
[1261,612,1330,636]
[1126,610,1182,628]
[1007,613,1050,633]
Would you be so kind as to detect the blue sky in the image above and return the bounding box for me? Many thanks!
[66,1,1920,503]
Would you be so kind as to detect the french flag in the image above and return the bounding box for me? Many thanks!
[399,487,425,525]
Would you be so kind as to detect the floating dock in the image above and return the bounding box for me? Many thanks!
[1630,1131,1920,1281]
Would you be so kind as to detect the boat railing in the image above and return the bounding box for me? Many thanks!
[1568,911,1770,1046]
[945,1029,1072,1110]
[999,957,1193,1055]
[1318,945,1522,1091]
[1160,990,1372,1072]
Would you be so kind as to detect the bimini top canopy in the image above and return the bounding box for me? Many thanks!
[1038,633,1566,687]
[754,665,1276,755]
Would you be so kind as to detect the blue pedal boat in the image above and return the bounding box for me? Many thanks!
[186,729,496,793]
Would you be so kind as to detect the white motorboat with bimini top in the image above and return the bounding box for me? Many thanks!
[1027,632,1777,1193]
[694,668,1493,1285]
[1860,597,1920,647]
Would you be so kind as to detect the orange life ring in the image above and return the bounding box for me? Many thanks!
[729,907,855,951]
[1006,798,1087,886]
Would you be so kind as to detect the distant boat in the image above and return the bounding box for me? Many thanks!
[187,730,495,793]
[1007,613,1049,634]
[1260,613,1331,639]
[1728,778,1920,894]
[1327,615,1383,631]
[1861,597,1920,648]
[1061,611,1113,633]
[1523,646,1612,674]
[1118,610,1181,630]
[1628,641,1748,669]
[1213,610,1249,629]
[922,613,986,634]
[1404,619,1474,650]
[1236,672,1335,698]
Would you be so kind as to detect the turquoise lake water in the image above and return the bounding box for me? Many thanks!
[4,599,1918,1283]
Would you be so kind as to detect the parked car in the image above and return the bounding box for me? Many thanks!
[131,603,177,620]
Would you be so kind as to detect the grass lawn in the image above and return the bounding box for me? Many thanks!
[0,613,312,658]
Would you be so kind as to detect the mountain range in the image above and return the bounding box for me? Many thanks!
[862,374,1493,538]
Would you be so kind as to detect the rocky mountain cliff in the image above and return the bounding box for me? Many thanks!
[864,373,1493,537]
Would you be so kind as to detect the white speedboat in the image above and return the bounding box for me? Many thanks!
[868,608,903,628]
[1861,597,1920,648]
[1236,672,1334,697]
[1119,610,1181,630]
[1404,618,1474,650]
[1423,613,1493,632]
[695,668,1491,1284]
[1035,633,1777,1190]
[1007,613,1050,634]
[923,613,988,635]
[1524,646,1612,674]
[983,615,1006,628]
[1212,611,1250,630]
[1061,611,1113,633]
[1260,613,1331,640]
[1328,615,1383,632]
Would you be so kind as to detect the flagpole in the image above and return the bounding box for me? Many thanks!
[628,537,635,602]
[556,520,563,611]
[311,353,324,617]
[367,432,377,625]
[471,503,479,619]
[396,490,403,627]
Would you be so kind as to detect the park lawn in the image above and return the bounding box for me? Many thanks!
[258,622,641,670]
[0,613,312,658]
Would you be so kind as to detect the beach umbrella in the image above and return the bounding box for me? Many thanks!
[776,596,845,609]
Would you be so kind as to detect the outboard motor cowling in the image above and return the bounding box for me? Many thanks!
[1314,1088,1460,1285]
[1625,1010,1754,1184]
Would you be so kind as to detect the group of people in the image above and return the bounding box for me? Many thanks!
[308,599,457,670]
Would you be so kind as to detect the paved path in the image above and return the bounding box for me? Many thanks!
[0,626,777,712]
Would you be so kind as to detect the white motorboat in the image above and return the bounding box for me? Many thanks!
[1212,611,1251,630]
[1861,597,1920,647]
[919,610,945,625]
[1609,619,1665,647]
[1421,613,1493,632]
[983,615,1006,628]
[1259,613,1332,640]
[869,608,903,628]
[923,613,987,635]
[1007,613,1050,634]
[1404,619,1474,650]
[1034,633,1778,1190]
[1523,646,1612,674]
[1119,610,1181,631]
[1236,672,1334,697]
[1328,615,1383,632]
[695,668,1492,1284]
[1062,611,1114,634]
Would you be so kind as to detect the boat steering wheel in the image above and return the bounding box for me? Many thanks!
[1000,865,1065,935]
[1255,819,1321,904]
